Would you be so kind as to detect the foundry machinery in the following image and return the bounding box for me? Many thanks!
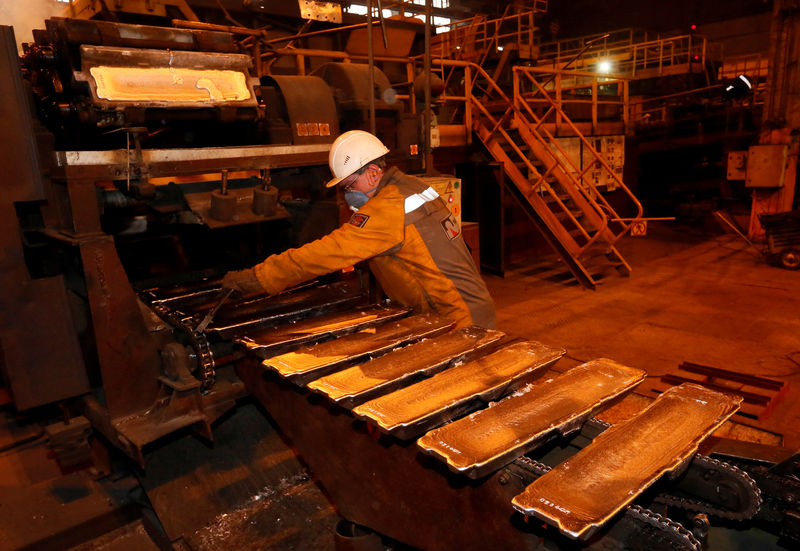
[0,14,799,551]
[0,16,416,465]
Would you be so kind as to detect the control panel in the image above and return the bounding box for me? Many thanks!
[419,176,462,226]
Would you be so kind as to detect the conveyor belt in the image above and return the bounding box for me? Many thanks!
[164,289,748,546]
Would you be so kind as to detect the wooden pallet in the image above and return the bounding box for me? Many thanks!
[653,361,788,420]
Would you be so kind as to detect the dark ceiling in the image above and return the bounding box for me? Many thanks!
[471,0,774,39]
[187,1,775,40]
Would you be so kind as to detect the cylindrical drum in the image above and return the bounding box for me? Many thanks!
[252,185,278,216]
[210,190,237,221]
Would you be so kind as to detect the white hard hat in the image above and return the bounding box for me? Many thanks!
[326,130,389,188]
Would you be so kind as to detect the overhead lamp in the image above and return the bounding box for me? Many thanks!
[597,60,612,74]
[722,74,753,100]
[738,74,752,89]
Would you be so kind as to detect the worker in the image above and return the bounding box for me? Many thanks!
[222,130,496,329]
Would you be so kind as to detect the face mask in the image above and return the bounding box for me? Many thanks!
[345,190,370,210]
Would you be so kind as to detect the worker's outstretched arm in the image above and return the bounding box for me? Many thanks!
[223,187,405,295]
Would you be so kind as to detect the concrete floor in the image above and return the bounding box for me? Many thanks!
[486,223,800,449]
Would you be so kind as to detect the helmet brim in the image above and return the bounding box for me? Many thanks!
[325,175,345,188]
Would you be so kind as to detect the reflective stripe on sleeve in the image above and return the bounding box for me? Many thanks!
[403,187,440,213]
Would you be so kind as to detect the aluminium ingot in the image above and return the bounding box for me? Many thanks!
[417,359,647,479]
[307,326,506,408]
[237,306,410,354]
[511,383,742,540]
[90,66,252,103]
[263,314,454,385]
[351,341,564,440]
[78,45,259,109]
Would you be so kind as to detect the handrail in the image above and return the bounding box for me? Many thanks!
[515,66,643,228]
[510,100,613,251]
[538,28,637,63]
[513,72,632,211]
[538,33,708,78]
[436,59,618,248]
[515,69,637,194]
[514,65,630,134]
[430,8,541,60]
[471,98,595,244]
[447,60,624,248]
[476,3,511,68]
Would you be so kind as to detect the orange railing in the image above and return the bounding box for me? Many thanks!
[538,30,712,80]
[431,6,544,61]
[429,59,641,251]
[512,65,642,226]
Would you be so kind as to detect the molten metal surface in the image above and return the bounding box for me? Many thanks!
[511,383,742,540]
[418,359,646,479]
[90,66,251,102]
[352,341,564,439]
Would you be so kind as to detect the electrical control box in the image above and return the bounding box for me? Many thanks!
[746,145,787,188]
[418,176,462,226]
[555,135,625,193]
[727,151,747,180]
[586,135,625,192]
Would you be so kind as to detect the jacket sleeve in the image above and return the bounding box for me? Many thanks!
[252,186,406,295]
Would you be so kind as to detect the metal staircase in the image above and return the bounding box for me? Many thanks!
[454,62,644,289]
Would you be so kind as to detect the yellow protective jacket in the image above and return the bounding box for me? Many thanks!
[251,167,497,329]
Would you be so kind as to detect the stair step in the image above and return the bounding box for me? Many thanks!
[579,247,628,269]
[474,75,639,290]
[514,161,531,173]
[543,192,574,205]
[502,143,529,154]
[555,209,586,223]
[568,227,589,239]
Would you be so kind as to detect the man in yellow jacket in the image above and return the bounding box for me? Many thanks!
[222,130,496,329]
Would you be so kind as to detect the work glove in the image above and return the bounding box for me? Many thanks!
[221,267,265,296]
